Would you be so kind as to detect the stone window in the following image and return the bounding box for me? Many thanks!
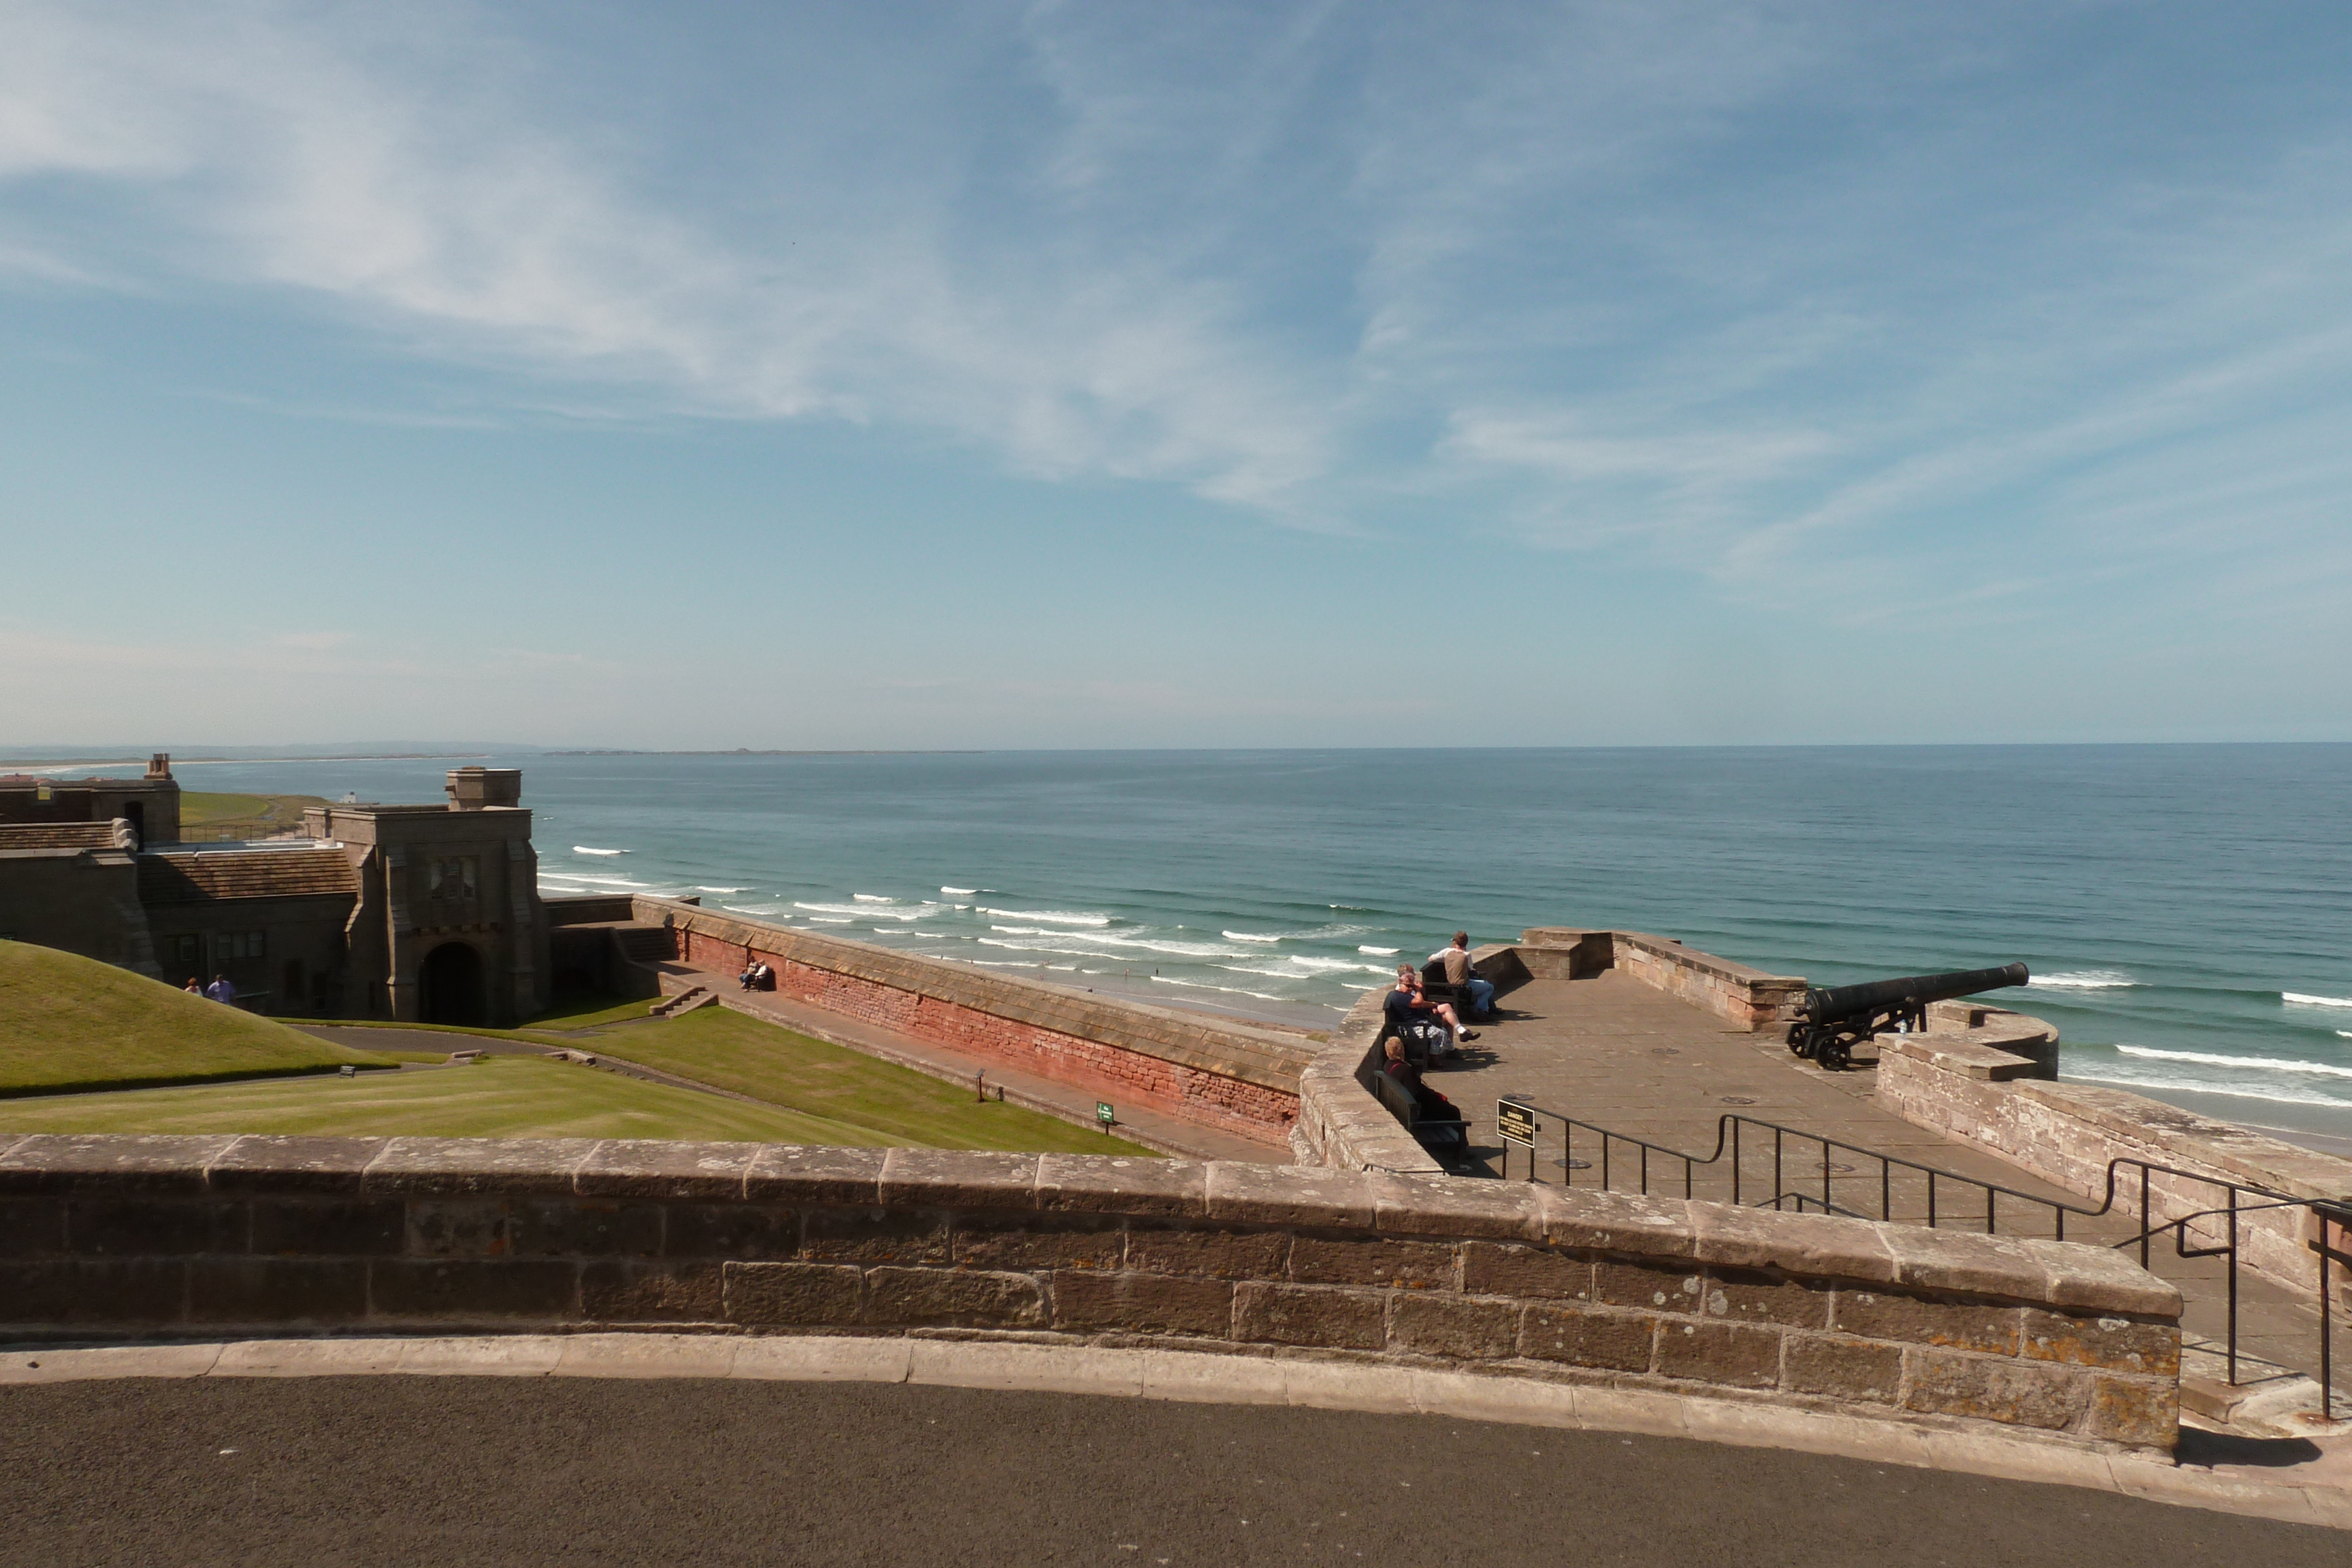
[163,934,201,967]
[215,930,267,962]
[429,855,479,903]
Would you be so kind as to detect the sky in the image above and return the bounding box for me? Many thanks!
[2,1,2348,750]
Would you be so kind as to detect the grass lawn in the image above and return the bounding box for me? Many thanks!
[177,790,328,840]
[571,1006,1157,1155]
[0,1055,897,1142]
[0,941,407,1095]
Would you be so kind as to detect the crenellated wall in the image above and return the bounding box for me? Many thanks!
[0,1133,2181,1454]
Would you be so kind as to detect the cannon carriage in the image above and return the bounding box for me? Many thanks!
[1786,962,2029,1071]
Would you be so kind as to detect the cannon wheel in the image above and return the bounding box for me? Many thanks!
[1786,1022,1814,1059]
[1818,1034,1852,1072]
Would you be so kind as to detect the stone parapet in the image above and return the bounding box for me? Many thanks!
[1877,1045,2352,1311]
[632,897,1312,1141]
[0,1134,2180,1453]
[1521,928,1806,1031]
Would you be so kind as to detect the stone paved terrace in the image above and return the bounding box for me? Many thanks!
[1437,971,2335,1401]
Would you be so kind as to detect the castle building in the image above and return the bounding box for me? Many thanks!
[0,758,549,1026]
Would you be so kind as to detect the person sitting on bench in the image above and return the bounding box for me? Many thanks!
[1386,967,1475,1057]
[738,959,772,991]
[1384,1038,1464,1129]
[1427,932,1498,1021]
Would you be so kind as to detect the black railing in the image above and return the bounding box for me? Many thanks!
[1494,1097,2349,1418]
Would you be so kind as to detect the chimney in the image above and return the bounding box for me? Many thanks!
[146,753,171,780]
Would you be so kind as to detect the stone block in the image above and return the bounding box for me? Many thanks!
[1373,1174,1546,1243]
[1289,1235,1455,1290]
[1780,1333,1903,1404]
[878,1148,1040,1211]
[1387,1292,1519,1359]
[188,1259,367,1324]
[1037,1155,1208,1218]
[1687,1202,1896,1285]
[2082,1375,2177,1449]
[863,1266,1047,1328]
[404,1201,512,1259]
[368,1259,579,1320]
[1653,1318,1782,1389]
[0,1134,234,1195]
[0,1198,65,1256]
[1901,1349,2089,1431]
[1535,1186,1698,1260]
[1518,1302,1656,1372]
[249,1199,405,1258]
[1232,1281,1387,1349]
[1833,1291,2020,1356]
[2022,1239,2183,1318]
[2019,1309,2179,1376]
[510,1200,664,1259]
[573,1140,760,1199]
[580,1261,726,1322]
[0,1259,184,1325]
[1699,1267,1832,1329]
[1459,1241,1591,1300]
[553,1333,739,1380]
[1053,1269,1234,1336]
[205,1136,389,1194]
[1591,1258,1705,1314]
[362,1138,597,1196]
[954,1216,1123,1272]
[1124,1226,1289,1280]
[722,1259,864,1325]
[66,1199,243,1256]
[800,1208,950,1265]
[1205,1163,1377,1229]
[662,1202,801,1261]
[742,1145,887,1207]
[1877,1225,2049,1301]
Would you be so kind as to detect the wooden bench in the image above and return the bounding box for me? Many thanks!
[1372,1068,1469,1156]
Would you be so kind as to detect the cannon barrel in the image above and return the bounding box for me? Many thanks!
[1803,962,2028,1026]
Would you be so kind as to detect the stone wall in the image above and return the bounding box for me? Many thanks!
[1878,1041,2352,1311]
[0,1133,2180,1454]
[1522,928,1808,1031]
[634,897,1311,1145]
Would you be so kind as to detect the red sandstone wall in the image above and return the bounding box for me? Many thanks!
[682,928,1297,1142]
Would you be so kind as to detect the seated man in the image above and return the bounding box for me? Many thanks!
[1428,932,1498,1021]
[738,959,773,991]
[1383,1038,1465,1148]
[1386,966,1475,1058]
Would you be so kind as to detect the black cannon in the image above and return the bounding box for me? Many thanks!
[1786,962,2029,1072]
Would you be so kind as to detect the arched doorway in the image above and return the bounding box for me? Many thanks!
[419,942,486,1026]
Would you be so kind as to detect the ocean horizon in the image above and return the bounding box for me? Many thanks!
[61,743,2352,1147]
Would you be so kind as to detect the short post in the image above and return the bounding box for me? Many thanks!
[975,1071,986,1103]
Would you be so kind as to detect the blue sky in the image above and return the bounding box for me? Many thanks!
[2,1,2348,748]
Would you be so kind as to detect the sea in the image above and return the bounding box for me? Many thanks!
[66,745,2352,1146]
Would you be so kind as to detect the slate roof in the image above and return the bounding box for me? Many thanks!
[137,848,358,905]
[0,823,121,851]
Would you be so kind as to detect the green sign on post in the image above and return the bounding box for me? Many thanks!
[1097,1101,1115,1133]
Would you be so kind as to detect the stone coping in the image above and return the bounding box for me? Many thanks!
[0,1133,2177,1316]
[3,1335,2340,1530]
[634,897,1315,1093]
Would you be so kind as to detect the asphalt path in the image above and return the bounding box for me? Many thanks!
[2,1377,2340,1567]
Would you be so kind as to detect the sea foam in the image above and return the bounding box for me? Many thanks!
[941,886,978,895]
[1359,945,1398,956]
[573,847,626,857]
[980,907,1112,927]
[2284,992,2352,1009]
[2030,971,2137,990]
[2114,1044,2352,1081]
[1222,931,1285,944]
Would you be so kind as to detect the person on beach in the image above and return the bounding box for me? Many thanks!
[203,974,236,1005]
[1428,932,1498,1021]
[1384,1038,1465,1146]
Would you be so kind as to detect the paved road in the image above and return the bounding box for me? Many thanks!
[3,1378,2338,1566]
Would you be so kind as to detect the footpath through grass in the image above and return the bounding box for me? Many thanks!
[0,941,406,1095]
[0,1055,889,1143]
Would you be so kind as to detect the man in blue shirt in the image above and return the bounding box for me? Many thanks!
[203,974,237,1006]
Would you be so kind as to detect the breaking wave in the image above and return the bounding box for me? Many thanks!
[2283,992,2352,1009]
[1359,945,1398,956]
[796,901,937,922]
[2114,1044,2352,1081]
[1222,931,1285,944]
[2030,970,2137,991]
[940,886,978,895]
[572,847,626,857]
[978,907,1112,927]
[694,886,746,894]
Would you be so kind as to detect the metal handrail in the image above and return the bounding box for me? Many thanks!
[1495,1098,2348,1416]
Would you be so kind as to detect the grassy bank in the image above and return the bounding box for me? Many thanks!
[0,941,408,1095]
[0,1055,891,1142]
[178,790,328,841]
